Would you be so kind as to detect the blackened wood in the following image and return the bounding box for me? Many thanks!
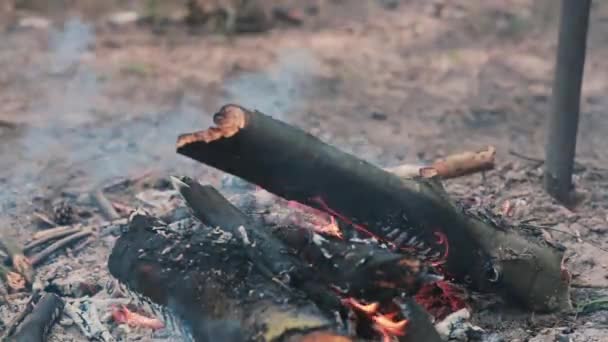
[544,0,591,203]
[173,178,432,303]
[272,225,437,302]
[176,104,571,312]
[108,213,346,342]
[171,176,299,281]
[7,293,64,342]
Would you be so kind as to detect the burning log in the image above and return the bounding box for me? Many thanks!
[385,146,496,180]
[108,212,348,342]
[110,180,442,341]
[4,293,64,342]
[176,104,571,312]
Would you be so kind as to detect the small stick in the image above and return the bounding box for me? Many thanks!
[32,225,82,241]
[91,189,120,221]
[111,201,136,215]
[386,146,496,179]
[102,170,155,192]
[6,293,65,342]
[24,226,83,253]
[32,212,58,227]
[71,235,95,254]
[29,230,92,266]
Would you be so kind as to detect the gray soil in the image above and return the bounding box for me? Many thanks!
[0,1,607,341]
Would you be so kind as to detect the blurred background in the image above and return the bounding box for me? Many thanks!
[1,1,607,341]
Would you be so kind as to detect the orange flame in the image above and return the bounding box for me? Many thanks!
[343,298,408,341]
[342,297,379,314]
[372,313,408,337]
[112,305,164,330]
[287,200,343,238]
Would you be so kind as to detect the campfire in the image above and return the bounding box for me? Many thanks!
[106,104,570,341]
[0,104,572,342]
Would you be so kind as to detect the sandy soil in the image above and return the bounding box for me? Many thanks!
[1,1,607,341]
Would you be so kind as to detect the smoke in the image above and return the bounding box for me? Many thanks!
[222,49,321,122]
[1,17,203,215]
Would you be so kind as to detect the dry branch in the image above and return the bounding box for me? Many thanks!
[29,230,92,266]
[24,226,82,253]
[386,146,496,179]
[176,104,571,312]
[91,189,121,220]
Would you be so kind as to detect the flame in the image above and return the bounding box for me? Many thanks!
[343,298,408,341]
[373,313,408,337]
[342,297,379,314]
[112,305,164,330]
[287,200,343,238]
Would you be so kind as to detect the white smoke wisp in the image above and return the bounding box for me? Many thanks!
[222,49,322,122]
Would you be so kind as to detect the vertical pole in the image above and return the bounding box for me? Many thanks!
[544,0,591,203]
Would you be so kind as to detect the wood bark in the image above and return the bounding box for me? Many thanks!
[176,104,571,312]
[544,0,591,203]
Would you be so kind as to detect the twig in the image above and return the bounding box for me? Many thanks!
[534,225,608,254]
[111,201,136,215]
[71,235,95,254]
[386,146,496,179]
[24,226,82,253]
[32,212,58,227]
[32,225,81,241]
[29,230,92,266]
[102,170,154,192]
[91,189,120,221]
[508,150,544,165]
[570,282,608,289]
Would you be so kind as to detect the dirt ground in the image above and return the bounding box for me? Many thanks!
[1,0,608,341]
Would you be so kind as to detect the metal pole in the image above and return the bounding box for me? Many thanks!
[544,0,591,203]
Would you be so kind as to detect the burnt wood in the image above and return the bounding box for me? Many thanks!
[108,213,345,342]
[176,104,571,312]
[7,293,64,342]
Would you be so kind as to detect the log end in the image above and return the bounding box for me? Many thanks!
[176,104,248,148]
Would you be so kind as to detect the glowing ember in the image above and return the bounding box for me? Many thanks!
[431,231,449,266]
[414,281,466,320]
[343,298,408,341]
[287,200,343,238]
[310,196,381,240]
[112,305,164,330]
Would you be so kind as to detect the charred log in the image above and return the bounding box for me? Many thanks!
[108,213,347,342]
[176,104,571,312]
[6,293,64,342]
